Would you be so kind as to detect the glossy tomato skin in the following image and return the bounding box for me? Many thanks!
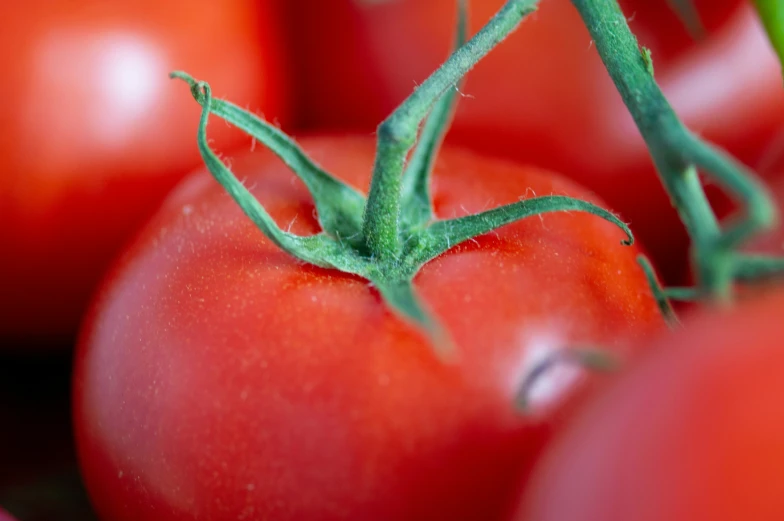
[74,136,663,521]
[513,288,784,521]
[0,0,289,342]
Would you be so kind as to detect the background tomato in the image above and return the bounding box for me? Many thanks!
[74,136,662,521]
[0,0,289,344]
[512,287,784,521]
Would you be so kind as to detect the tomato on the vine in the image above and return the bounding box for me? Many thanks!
[282,0,782,285]
[74,135,663,521]
[512,287,784,521]
[0,0,289,342]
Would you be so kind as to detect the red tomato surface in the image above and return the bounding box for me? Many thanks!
[512,287,784,521]
[74,136,663,521]
[283,0,784,285]
[0,0,289,342]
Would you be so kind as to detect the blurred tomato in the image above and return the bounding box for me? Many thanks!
[512,287,784,521]
[0,0,289,343]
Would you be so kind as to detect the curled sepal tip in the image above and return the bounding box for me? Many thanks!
[178,76,355,272]
[415,195,633,264]
[170,71,367,245]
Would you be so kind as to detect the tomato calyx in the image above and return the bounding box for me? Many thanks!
[170,0,635,352]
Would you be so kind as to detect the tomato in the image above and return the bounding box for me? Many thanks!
[0,0,289,342]
[74,135,663,521]
[512,287,784,521]
[0,509,17,521]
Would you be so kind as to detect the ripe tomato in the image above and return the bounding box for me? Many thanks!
[74,136,663,521]
[0,0,289,342]
[512,287,784,521]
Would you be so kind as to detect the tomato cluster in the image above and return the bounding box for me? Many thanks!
[2,1,784,520]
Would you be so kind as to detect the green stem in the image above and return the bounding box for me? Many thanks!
[400,0,469,230]
[362,0,539,261]
[570,0,778,299]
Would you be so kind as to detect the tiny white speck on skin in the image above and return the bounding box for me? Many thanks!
[118,471,124,478]
[247,483,255,491]
[182,205,194,216]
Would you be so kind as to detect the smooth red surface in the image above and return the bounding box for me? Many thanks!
[513,288,784,521]
[0,0,289,340]
[74,136,663,521]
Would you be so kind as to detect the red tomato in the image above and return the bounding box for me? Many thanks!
[0,0,289,342]
[74,136,663,521]
[512,287,784,521]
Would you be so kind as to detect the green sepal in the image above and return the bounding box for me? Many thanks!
[637,255,682,328]
[734,254,784,283]
[371,279,455,358]
[187,80,368,274]
[170,71,367,247]
[753,0,784,79]
[665,0,706,39]
[414,195,633,264]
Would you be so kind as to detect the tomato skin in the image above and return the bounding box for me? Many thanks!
[0,0,289,341]
[512,288,784,521]
[74,136,663,521]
